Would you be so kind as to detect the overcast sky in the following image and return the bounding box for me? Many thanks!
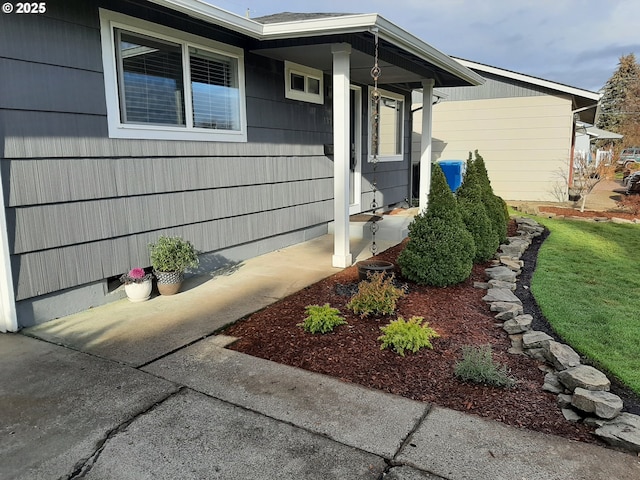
[205,0,640,92]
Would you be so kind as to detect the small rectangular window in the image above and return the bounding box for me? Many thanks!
[308,77,320,95]
[369,87,404,162]
[290,73,305,92]
[285,61,324,105]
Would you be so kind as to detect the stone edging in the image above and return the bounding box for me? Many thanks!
[474,217,640,454]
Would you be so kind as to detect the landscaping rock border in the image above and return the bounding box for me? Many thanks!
[475,216,640,454]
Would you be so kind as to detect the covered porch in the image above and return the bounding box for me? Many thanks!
[250,13,484,268]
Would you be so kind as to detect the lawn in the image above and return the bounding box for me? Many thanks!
[530,217,640,394]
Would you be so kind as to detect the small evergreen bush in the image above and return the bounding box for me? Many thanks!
[347,272,405,317]
[378,316,440,356]
[473,151,508,244]
[454,345,515,388]
[457,153,499,263]
[398,164,475,286]
[297,304,347,334]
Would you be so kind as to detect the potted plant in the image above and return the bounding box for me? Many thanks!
[120,267,153,302]
[149,236,199,295]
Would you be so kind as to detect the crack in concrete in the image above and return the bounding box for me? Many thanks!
[66,387,184,479]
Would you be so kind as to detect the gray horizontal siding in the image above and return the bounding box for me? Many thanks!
[0,59,106,114]
[248,98,331,132]
[8,155,333,206]
[14,200,333,300]
[0,9,101,69]
[437,74,549,102]
[13,178,333,253]
[2,110,109,146]
[2,0,414,308]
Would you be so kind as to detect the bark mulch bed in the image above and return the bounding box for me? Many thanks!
[224,217,639,447]
[538,205,639,222]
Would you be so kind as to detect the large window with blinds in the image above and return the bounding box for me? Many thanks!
[100,10,246,141]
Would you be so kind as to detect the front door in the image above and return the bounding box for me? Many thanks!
[349,86,362,214]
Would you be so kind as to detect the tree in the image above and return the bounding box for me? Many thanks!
[569,151,607,212]
[457,154,498,263]
[398,164,475,286]
[597,54,640,146]
[472,151,508,244]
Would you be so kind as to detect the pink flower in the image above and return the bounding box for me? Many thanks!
[129,268,146,279]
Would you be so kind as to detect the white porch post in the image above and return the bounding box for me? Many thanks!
[332,43,352,268]
[419,79,435,214]
[0,169,17,332]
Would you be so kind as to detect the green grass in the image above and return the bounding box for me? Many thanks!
[530,218,640,394]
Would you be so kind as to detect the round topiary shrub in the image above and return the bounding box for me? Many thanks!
[398,164,475,286]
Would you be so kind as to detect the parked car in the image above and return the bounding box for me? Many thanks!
[616,147,640,167]
[626,171,640,195]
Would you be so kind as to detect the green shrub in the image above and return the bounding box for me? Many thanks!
[473,151,508,244]
[297,304,347,334]
[347,272,405,317]
[457,154,499,263]
[454,345,515,388]
[378,316,440,356]
[148,236,199,272]
[398,164,475,286]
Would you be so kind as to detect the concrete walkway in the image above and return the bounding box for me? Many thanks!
[3,216,640,479]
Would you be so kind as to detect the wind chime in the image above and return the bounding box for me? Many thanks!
[369,28,381,255]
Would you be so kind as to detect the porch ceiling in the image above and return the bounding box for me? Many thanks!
[253,44,425,87]
[251,34,476,90]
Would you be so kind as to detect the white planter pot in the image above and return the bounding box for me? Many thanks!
[124,279,152,302]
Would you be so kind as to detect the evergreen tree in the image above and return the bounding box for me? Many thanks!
[473,151,508,244]
[398,164,475,286]
[457,155,499,263]
[597,54,640,141]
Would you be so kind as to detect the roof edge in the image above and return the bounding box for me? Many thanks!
[453,57,601,101]
[146,1,484,87]
[261,13,484,86]
[147,0,263,37]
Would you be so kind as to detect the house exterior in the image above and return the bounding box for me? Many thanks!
[0,0,483,331]
[412,58,602,202]
[574,121,622,167]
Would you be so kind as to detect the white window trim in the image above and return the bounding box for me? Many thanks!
[284,60,324,105]
[99,8,247,142]
[368,86,405,162]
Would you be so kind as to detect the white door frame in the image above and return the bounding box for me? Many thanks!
[349,85,362,215]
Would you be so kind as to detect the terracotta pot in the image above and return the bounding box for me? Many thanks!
[356,260,395,281]
[124,279,152,302]
[154,271,184,296]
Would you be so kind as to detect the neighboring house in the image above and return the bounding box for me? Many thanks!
[574,121,623,167]
[412,58,602,202]
[0,0,483,330]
